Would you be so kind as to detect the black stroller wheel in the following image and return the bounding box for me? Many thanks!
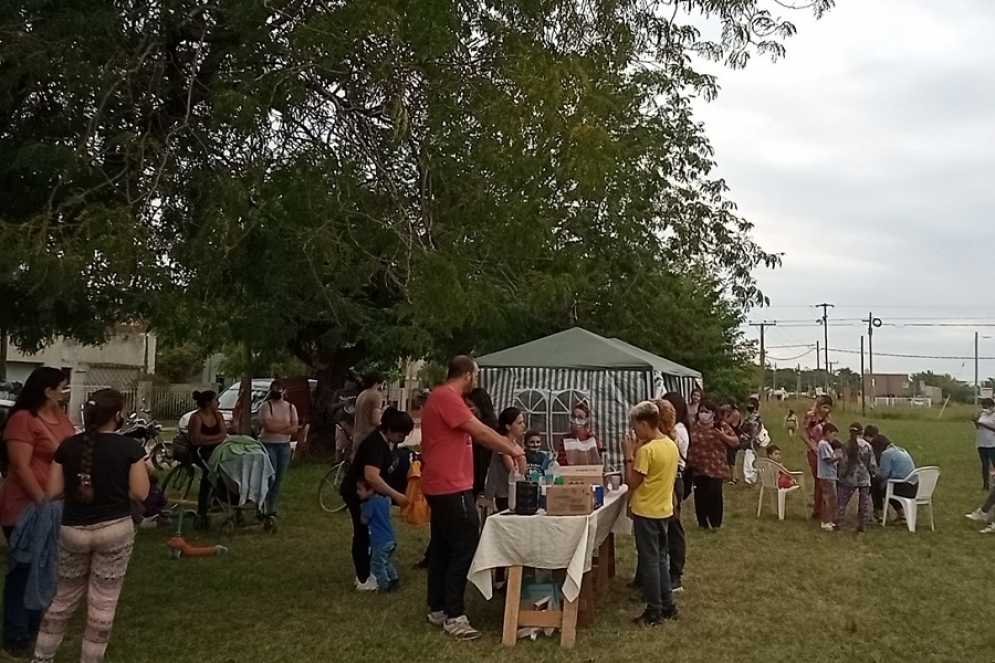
[263,516,277,534]
[220,519,234,538]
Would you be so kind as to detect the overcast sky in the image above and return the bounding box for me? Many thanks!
[692,1,995,382]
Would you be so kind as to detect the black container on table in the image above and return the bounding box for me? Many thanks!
[514,481,540,515]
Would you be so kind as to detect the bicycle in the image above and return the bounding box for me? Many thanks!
[318,459,349,513]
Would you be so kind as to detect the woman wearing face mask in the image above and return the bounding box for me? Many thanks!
[800,395,834,520]
[32,389,149,663]
[0,367,75,656]
[687,401,740,529]
[556,403,602,466]
[258,379,299,517]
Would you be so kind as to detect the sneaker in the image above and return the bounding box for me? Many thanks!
[966,508,988,522]
[671,582,684,594]
[427,611,448,627]
[355,576,378,591]
[386,578,401,592]
[660,605,679,621]
[443,615,481,641]
[633,610,663,626]
[415,557,430,570]
[980,523,995,534]
[820,522,834,531]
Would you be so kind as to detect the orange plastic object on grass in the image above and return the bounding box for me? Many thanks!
[402,459,431,525]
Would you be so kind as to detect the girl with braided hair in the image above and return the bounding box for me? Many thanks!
[32,389,149,663]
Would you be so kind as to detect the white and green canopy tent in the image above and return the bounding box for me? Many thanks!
[477,327,702,466]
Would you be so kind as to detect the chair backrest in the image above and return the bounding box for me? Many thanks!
[908,466,941,499]
[754,458,786,490]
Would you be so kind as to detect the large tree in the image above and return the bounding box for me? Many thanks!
[1,1,834,410]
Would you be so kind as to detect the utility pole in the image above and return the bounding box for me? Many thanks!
[976,331,980,406]
[862,312,882,406]
[772,362,778,393]
[860,336,866,417]
[816,303,834,391]
[750,321,777,400]
[796,364,802,398]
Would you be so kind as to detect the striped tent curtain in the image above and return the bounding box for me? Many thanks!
[480,367,656,468]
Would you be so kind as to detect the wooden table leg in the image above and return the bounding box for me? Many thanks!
[502,566,523,647]
[595,540,610,595]
[607,533,616,578]
[560,593,579,648]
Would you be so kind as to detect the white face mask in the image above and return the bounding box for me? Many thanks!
[571,417,588,427]
[699,412,714,423]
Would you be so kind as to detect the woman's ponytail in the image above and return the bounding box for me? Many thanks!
[77,389,125,504]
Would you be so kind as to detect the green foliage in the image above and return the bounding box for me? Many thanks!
[154,340,212,383]
[912,371,974,404]
[0,0,833,391]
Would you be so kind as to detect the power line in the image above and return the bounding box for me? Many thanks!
[828,347,995,360]
[766,348,816,362]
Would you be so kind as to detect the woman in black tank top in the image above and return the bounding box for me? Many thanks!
[189,391,229,520]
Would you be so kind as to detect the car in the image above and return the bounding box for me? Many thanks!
[177,379,316,439]
[0,398,13,430]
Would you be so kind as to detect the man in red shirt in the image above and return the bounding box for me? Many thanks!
[422,355,525,641]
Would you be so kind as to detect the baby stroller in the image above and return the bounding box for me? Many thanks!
[204,435,278,535]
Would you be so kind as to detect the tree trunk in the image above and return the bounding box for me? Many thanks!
[295,343,365,450]
[0,327,7,381]
[239,338,252,435]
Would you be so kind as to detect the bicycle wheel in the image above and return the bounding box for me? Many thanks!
[318,463,348,513]
[150,440,177,471]
[162,463,197,506]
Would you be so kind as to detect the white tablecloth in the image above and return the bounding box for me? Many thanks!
[468,485,629,603]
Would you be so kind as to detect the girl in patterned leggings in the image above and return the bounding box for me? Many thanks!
[834,423,878,533]
[32,389,149,663]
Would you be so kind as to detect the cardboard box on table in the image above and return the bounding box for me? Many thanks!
[545,485,594,516]
[559,465,606,487]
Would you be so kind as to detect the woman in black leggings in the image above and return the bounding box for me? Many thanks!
[340,409,413,591]
[687,401,740,529]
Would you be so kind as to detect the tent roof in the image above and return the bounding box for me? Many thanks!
[476,327,701,378]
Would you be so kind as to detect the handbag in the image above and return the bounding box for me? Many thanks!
[171,432,193,464]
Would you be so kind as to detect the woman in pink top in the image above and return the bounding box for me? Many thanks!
[800,395,833,520]
[0,367,75,657]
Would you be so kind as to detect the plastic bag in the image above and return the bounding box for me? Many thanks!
[402,459,431,525]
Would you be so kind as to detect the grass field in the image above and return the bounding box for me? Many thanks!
[1,402,990,662]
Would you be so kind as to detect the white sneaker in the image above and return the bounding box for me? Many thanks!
[980,523,995,534]
[427,611,447,627]
[820,522,835,531]
[443,615,481,641]
[966,508,988,522]
[355,576,378,591]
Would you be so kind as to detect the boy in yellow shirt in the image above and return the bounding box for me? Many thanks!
[623,400,680,626]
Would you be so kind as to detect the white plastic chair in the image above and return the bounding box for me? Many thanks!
[754,458,805,520]
[882,466,940,532]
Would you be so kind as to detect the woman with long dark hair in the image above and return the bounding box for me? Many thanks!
[800,395,834,520]
[258,379,299,516]
[0,367,74,657]
[340,407,413,591]
[467,387,498,497]
[188,390,228,524]
[33,389,149,663]
[483,407,527,513]
[662,392,691,592]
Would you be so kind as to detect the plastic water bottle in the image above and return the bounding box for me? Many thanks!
[547,459,561,486]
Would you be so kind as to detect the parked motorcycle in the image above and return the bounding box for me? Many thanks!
[120,409,173,471]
